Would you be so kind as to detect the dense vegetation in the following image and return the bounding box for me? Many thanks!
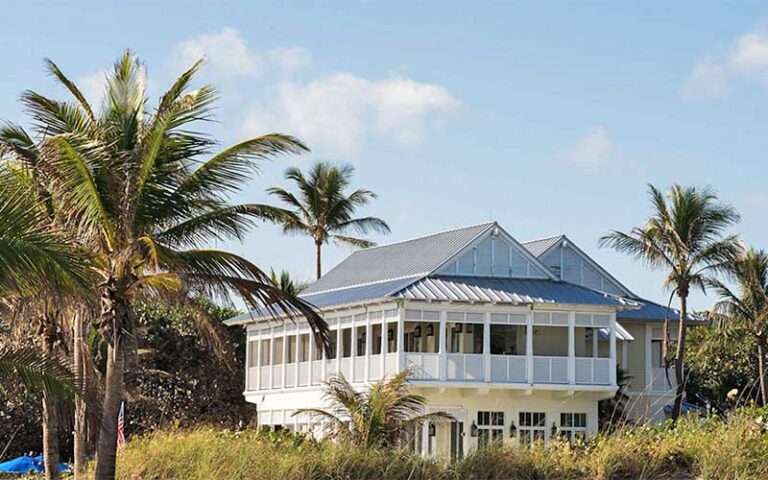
[98,408,768,480]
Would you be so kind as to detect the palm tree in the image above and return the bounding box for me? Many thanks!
[269,269,308,296]
[709,248,768,405]
[600,184,741,421]
[2,51,330,480]
[0,173,91,479]
[295,370,453,449]
[265,161,390,279]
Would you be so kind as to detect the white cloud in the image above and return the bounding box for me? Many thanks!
[265,47,312,74]
[564,127,613,171]
[243,72,460,156]
[171,29,311,79]
[684,26,768,97]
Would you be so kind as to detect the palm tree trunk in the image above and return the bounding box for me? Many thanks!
[93,341,124,480]
[671,293,688,422]
[315,241,322,279]
[72,313,86,478]
[757,336,768,407]
[41,330,60,480]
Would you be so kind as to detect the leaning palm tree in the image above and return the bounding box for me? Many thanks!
[3,51,330,480]
[295,370,453,449]
[600,184,741,421]
[0,174,91,479]
[709,248,768,405]
[265,161,390,279]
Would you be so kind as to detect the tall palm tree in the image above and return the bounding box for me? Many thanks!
[709,248,768,405]
[265,161,390,279]
[3,51,330,480]
[600,184,741,421]
[295,370,453,449]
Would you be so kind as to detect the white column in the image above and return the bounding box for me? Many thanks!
[269,329,275,390]
[609,314,617,385]
[350,320,357,381]
[483,312,491,382]
[439,311,447,381]
[568,313,575,385]
[365,313,372,381]
[336,320,342,375]
[381,318,387,377]
[397,307,405,372]
[645,324,653,391]
[253,330,260,391]
[282,325,288,388]
[294,329,300,386]
[526,312,534,384]
[308,330,314,384]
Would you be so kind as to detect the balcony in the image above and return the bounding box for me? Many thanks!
[245,308,619,392]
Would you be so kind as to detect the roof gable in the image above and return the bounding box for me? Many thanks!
[302,222,495,295]
[435,224,555,279]
[521,235,633,296]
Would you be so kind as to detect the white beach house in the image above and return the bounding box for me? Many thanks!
[226,222,688,456]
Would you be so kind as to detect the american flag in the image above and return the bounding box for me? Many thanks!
[117,401,126,449]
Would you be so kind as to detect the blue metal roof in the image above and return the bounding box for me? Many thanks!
[302,223,494,295]
[224,277,417,325]
[618,297,693,322]
[395,275,634,306]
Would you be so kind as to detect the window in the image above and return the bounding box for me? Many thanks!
[519,412,546,446]
[559,413,587,444]
[342,328,352,358]
[477,411,504,448]
[651,339,664,368]
[260,339,271,366]
[446,323,484,354]
[372,324,383,354]
[450,421,464,460]
[328,331,337,359]
[299,334,310,362]
[490,325,525,355]
[272,337,284,364]
[286,336,297,364]
[356,326,366,357]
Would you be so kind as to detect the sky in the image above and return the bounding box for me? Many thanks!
[3,1,768,311]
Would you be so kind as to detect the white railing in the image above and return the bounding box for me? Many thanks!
[490,355,527,383]
[340,358,352,379]
[368,354,382,380]
[298,362,310,386]
[248,367,259,391]
[260,366,271,390]
[650,367,677,392]
[311,360,323,385]
[285,365,296,387]
[575,357,611,385]
[446,353,484,381]
[272,365,283,388]
[253,355,620,389]
[405,353,440,380]
[353,357,366,382]
[533,356,569,384]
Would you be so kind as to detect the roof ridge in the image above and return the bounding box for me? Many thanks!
[520,233,566,245]
[357,221,495,252]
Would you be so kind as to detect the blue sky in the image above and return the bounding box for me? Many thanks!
[3,1,768,310]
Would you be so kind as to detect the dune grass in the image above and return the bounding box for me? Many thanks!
[102,408,768,480]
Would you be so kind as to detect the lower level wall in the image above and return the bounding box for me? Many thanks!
[249,386,607,456]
